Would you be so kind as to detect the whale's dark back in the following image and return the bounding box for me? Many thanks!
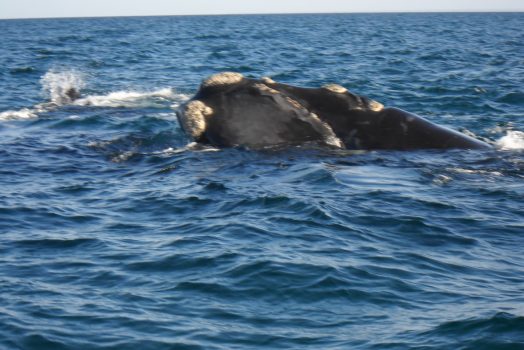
[177,73,491,151]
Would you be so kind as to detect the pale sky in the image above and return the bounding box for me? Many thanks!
[0,0,523,19]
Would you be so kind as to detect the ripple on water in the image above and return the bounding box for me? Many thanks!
[411,312,524,348]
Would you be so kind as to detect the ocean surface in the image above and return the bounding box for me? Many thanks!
[1,13,523,349]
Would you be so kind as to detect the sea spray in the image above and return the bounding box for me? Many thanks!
[40,69,86,105]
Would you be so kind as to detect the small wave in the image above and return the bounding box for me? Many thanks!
[13,237,102,250]
[419,312,524,345]
[496,131,524,150]
[9,66,36,74]
[497,91,524,105]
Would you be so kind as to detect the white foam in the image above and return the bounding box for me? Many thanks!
[0,108,38,121]
[496,131,524,150]
[74,88,189,108]
[111,151,136,163]
[154,142,220,155]
[450,168,503,176]
[107,142,220,162]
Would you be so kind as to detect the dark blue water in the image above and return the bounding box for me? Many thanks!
[1,13,524,349]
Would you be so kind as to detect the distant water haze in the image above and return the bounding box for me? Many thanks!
[1,0,523,19]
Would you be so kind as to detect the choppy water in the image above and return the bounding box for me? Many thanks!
[1,13,523,349]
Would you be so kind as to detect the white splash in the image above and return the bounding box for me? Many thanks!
[1,68,189,122]
[41,69,86,105]
[496,131,524,150]
[1,70,85,121]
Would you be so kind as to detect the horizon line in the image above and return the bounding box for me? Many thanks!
[1,10,523,21]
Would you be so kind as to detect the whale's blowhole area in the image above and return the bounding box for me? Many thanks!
[201,72,244,89]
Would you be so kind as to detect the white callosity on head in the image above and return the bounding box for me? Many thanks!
[322,84,348,94]
[285,96,305,110]
[282,95,344,149]
[307,112,344,148]
[367,100,384,112]
[253,83,279,95]
[261,77,276,85]
[179,100,213,139]
[201,72,244,88]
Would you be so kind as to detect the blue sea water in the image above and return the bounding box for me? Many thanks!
[0,12,523,349]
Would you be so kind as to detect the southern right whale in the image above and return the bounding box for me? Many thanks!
[177,72,491,151]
